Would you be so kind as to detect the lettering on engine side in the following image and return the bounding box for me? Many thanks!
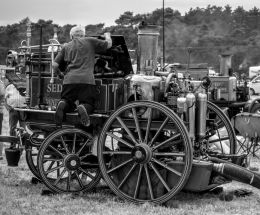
[46,83,63,93]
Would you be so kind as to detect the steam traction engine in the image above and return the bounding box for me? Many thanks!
[3,24,260,204]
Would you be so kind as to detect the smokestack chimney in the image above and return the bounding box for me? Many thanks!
[137,24,160,75]
[219,53,232,76]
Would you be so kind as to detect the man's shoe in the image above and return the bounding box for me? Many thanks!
[77,105,90,127]
[54,100,66,125]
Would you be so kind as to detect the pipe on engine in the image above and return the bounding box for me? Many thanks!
[196,93,207,139]
[186,92,196,142]
[213,163,260,189]
[25,20,32,106]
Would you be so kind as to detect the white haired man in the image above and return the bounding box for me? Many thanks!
[52,25,112,126]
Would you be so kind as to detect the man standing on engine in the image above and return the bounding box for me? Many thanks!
[52,25,112,126]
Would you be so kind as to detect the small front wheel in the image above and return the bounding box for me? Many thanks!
[37,128,101,193]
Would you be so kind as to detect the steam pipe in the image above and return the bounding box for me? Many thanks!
[162,0,165,70]
[213,163,260,189]
[186,92,196,142]
[49,39,55,84]
[25,21,31,107]
[37,25,43,105]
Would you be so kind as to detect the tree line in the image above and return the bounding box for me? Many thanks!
[1,5,260,77]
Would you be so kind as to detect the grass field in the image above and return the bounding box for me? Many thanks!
[0,109,260,215]
[0,156,260,215]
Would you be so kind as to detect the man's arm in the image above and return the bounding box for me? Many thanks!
[104,32,112,49]
[52,47,65,79]
[52,62,64,80]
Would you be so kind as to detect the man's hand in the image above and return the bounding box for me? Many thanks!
[55,68,64,80]
[57,72,64,80]
[52,62,64,80]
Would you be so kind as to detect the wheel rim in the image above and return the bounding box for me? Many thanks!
[25,132,47,180]
[26,145,41,179]
[203,101,236,155]
[98,101,192,204]
[38,128,101,193]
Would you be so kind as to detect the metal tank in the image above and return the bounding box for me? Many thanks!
[186,92,196,143]
[196,92,207,139]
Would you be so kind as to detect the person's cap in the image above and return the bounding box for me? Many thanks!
[70,25,85,39]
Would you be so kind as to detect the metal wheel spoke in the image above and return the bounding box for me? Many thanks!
[215,129,223,146]
[215,119,224,128]
[152,133,181,151]
[132,107,143,143]
[43,158,63,162]
[72,133,77,154]
[134,164,143,199]
[103,151,131,155]
[80,162,98,167]
[106,132,134,149]
[116,116,139,145]
[144,108,152,144]
[153,152,185,157]
[67,171,71,191]
[76,139,91,156]
[149,117,170,146]
[78,167,95,180]
[208,136,230,144]
[107,158,134,174]
[60,136,70,154]
[45,164,64,174]
[46,160,55,171]
[144,164,154,200]
[75,171,84,188]
[49,145,66,158]
[152,158,182,177]
[149,162,170,191]
[54,169,67,185]
[118,163,137,189]
[79,154,92,160]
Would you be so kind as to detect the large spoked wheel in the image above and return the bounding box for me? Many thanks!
[37,128,101,193]
[203,101,236,155]
[98,101,193,204]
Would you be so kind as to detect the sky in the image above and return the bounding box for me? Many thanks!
[0,0,259,27]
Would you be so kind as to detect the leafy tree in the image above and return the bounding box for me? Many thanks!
[115,11,135,26]
[1,4,260,74]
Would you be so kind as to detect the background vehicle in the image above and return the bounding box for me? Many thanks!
[248,75,260,95]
